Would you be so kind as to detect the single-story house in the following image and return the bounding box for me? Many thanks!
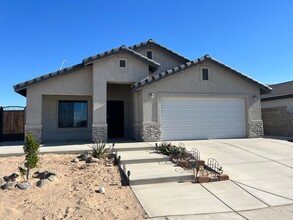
[14,39,271,143]
[261,80,293,137]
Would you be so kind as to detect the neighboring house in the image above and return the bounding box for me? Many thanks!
[14,39,271,143]
[261,81,293,137]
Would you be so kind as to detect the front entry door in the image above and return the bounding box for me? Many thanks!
[107,101,124,138]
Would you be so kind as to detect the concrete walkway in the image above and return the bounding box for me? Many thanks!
[1,137,293,219]
[115,138,293,219]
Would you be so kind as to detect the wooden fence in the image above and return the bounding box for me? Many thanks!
[0,106,25,142]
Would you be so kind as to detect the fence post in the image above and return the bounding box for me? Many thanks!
[0,106,3,142]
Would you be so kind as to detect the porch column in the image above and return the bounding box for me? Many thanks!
[92,76,107,141]
[25,92,42,143]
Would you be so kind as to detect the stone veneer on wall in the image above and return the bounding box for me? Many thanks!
[248,120,264,137]
[92,125,107,141]
[25,125,42,143]
[134,123,161,141]
[262,106,293,136]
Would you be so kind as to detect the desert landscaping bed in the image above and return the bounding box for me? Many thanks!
[0,153,147,220]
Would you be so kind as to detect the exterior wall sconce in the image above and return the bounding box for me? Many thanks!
[252,95,257,100]
[150,93,155,99]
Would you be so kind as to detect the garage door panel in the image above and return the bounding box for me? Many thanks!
[160,98,246,140]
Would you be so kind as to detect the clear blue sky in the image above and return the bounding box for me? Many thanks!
[1,0,292,106]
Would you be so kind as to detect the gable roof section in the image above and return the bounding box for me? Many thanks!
[261,80,293,101]
[132,54,272,94]
[14,45,160,96]
[83,45,160,68]
[14,63,84,96]
[129,39,190,63]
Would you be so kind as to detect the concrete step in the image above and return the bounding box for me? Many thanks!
[118,150,169,164]
[121,162,195,185]
[113,142,156,152]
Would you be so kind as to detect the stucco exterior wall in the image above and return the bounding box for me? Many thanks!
[92,53,149,140]
[135,47,184,73]
[136,61,263,140]
[42,95,92,142]
[25,67,92,142]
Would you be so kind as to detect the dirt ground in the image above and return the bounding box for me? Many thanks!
[0,154,147,220]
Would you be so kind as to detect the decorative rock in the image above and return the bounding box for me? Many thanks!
[218,174,229,181]
[37,179,50,188]
[90,157,99,163]
[0,178,4,186]
[47,175,56,182]
[210,176,218,182]
[16,182,31,190]
[197,160,205,166]
[99,186,105,194]
[47,171,58,177]
[72,158,79,163]
[1,181,15,190]
[196,176,210,183]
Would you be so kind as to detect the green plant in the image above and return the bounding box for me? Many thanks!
[23,134,40,182]
[91,139,107,159]
[159,142,175,156]
[18,166,27,181]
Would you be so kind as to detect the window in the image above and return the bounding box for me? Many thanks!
[58,101,88,128]
[202,68,209,80]
[146,50,152,59]
[119,59,126,68]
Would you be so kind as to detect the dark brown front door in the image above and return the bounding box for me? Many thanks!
[107,101,124,138]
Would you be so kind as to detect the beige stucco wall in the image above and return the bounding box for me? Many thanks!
[42,95,92,141]
[135,47,184,73]
[261,98,293,113]
[137,61,262,137]
[92,53,149,129]
[107,84,134,137]
[25,67,93,141]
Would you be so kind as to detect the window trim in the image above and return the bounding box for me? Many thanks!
[58,100,88,128]
[118,58,127,68]
[146,50,153,59]
[202,67,209,81]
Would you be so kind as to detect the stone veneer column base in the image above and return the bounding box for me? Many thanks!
[25,124,42,143]
[248,120,264,137]
[92,124,107,141]
[134,123,161,141]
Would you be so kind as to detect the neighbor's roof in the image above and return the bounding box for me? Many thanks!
[261,80,293,101]
[129,39,190,63]
[132,54,272,94]
[14,45,160,96]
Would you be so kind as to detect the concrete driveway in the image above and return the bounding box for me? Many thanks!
[130,138,293,219]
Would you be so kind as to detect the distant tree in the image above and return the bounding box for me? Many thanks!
[23,134,40,181]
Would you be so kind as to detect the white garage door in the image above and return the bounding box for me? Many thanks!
[160,98,246,140]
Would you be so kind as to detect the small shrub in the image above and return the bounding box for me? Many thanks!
[159,142,175,155]
[23,134,40,182]
[91,139,107,159]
